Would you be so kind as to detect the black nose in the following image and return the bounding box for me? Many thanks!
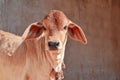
[48,41,60,47]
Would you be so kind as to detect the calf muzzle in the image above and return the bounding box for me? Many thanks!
[48,41,60,50]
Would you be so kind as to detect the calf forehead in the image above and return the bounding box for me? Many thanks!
[43,10,68,29]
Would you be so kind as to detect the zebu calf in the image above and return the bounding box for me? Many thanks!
[0,10,87,80]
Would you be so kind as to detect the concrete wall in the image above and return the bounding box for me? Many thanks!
[0,0,120,80]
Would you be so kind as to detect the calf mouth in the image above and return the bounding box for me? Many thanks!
[49,46,58,51]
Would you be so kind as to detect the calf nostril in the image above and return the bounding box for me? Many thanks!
[55,42,59,46]
[48,42,54,47]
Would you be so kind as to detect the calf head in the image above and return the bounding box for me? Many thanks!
[23,10,87,78]
[24,10,87,52]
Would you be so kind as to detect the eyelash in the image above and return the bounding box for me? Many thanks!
[42,26,46,30]
[64,26,67,30]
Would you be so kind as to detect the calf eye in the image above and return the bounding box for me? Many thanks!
[42,26,46,30]
[63,26,67,30]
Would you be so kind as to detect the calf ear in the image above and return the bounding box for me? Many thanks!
[68,22,87,44]
[24,22,44,40]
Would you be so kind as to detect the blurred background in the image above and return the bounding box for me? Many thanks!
[0,0,120,80]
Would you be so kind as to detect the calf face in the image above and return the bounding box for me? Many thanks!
[24,10,87,52]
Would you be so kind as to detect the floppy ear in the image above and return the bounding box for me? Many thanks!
[68,22,87,44]
[24,22,45,40]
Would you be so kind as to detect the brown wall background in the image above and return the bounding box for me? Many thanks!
[0,0,120,80]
